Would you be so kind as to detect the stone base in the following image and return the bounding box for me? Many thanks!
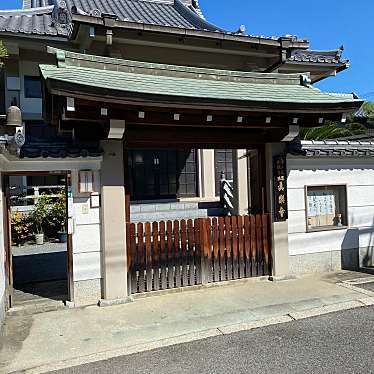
[0,291,5,332]
[98,296,134,307]
[268,275,297,282]
[73,279,102,307]
[289,248,359,274]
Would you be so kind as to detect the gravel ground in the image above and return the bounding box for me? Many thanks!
[52,306,374,374]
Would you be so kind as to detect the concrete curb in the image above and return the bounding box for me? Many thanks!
[16,297,374,374]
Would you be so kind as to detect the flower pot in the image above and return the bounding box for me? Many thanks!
[58,231,67,243]
[35,233,44,245]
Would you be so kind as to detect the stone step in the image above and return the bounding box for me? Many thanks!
[7,300,67,317]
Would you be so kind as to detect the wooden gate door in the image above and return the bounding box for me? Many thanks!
[127,214,272,294]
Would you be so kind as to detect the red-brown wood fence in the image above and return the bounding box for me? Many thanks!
[126,214,272,294]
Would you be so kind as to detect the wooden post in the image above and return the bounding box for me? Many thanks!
[200,219,209,285]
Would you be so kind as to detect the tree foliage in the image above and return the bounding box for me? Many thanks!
[362,101,374,122]
[300,102,372,141]
[299,123,351,141]
[0,40,7,66]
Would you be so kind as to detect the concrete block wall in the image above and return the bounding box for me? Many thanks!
[287,157,374,274]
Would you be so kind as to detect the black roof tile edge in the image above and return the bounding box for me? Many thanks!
[288,47,348,66]
[288,139,374,158]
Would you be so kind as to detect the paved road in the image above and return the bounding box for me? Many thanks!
[53,306,374,374]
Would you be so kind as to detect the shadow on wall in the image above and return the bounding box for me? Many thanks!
[357,224,374,268]
[341,229,359,271]
[341,226,374,270]
[362,246,374,267]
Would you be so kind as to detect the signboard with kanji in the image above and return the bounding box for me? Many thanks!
[273,155,288,222]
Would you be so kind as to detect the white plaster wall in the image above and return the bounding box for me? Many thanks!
[287,157,374,256]
[71,170,102,282]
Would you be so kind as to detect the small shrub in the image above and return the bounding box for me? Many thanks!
[11,211,32,245]
[46,189,67,235]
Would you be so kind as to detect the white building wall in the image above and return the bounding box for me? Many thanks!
[287,156,374,273]
[71,170,102,305]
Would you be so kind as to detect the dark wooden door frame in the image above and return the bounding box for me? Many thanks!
[2,175,12,309]
[2,171,73,309]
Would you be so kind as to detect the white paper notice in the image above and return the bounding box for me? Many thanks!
[308,190,335,217]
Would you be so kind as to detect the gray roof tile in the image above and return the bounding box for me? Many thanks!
[288,47,348,66]
[0,5,69,36]
[2,0,220,37]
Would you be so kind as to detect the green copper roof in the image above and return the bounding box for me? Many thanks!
[39,49,362,108]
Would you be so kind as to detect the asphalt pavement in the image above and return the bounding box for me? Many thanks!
[52,305,374,374]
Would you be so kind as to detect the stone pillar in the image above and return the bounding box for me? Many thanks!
[265,143,290,279]
[199,149,216,198]
[100,140,128,302]
[232,149,249,215]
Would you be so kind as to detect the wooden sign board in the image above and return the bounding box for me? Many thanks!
[273,155,288,222]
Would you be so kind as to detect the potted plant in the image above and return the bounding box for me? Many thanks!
[30,193,51,245]
[48,189,67,243]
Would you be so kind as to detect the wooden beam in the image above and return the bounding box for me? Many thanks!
[61,102,340,129]
[123,125,289,149]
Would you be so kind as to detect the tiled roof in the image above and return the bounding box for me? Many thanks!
[0,0,220,37]
[289,139,374,157]
[0,4,70,36]
[288,47,348,66]
[39,48,363,108]
[66,0,221,31]
[20,142,103,158]
[355,106,369,119]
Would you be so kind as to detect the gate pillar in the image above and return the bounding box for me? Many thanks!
[265,143,290,280]
[100,139,128,302]
[232,149,249,216]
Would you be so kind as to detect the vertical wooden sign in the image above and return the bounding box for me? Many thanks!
[273,155,288,222]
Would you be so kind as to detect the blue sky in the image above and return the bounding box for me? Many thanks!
[1,0,373,99]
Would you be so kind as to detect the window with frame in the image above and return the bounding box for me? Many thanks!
[306,185,347,231]
[24,76,42,98]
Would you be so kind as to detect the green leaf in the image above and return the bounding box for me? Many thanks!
[0,40,8,66]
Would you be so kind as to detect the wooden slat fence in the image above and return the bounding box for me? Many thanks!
[127,214,272,294]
